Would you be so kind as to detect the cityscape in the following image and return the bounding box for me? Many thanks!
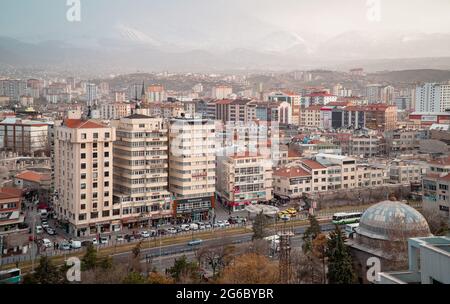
[0,0,450,289]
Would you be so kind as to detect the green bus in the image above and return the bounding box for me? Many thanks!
[332,212,362,225]
[0,268,22,284]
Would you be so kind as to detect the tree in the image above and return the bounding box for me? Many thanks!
[252,211,269,240]
[129,241,143,273]
[312,233,328,284]
[81,244,98,271]
[167,255,201,283]
[302,215,321,253]
[122,272,146,284]
[219,253,279,284]
[23,256,66,284]
[326,225,355,284]
[147,271,174,284]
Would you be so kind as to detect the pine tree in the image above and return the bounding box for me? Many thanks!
[252,211,269,240]
[302,215,321,253]
[23,256,66,284]
[326,225,356,284]
[81,244,98,271]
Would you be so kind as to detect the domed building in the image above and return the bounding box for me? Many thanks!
[347,200,432,284]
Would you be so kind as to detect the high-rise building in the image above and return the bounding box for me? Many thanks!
[415,83,450,113]
[268,91,301,125]
[86,83,98,106]
[212,85,233,99]
[113,114,172,228]
[169,118,216,222]
[147,84,166,102]
[0,79,27,102]
[54,119,116,237]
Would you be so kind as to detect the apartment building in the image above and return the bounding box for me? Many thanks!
[255,101,291,125]
[384,130,422,154]
[169,118,216,223]
[100,102,132,120]
[315,154,357,190]
[113,114,172,229]
[388,160,424,186]
[273,166,312,201]
[356,164,387,188]
[0,117,49,156]
[54,119,116,237]
[268,91,301,125]
[216,153,273,212]
[211,85,232,99]
[422,173,450,224]
[349,134,382,157]
[137,102,185,118]
[215,99,256,123]
[300,105,322,128]
[364,104,398,131]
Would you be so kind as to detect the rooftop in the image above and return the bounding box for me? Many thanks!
[15,171,51,183]
[274,167,311,178]
[63,119,106,129]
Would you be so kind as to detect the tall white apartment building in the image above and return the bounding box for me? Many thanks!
[113,114,172,228]
[86,83,98,106]
[415,83,450,113]
[169,118,216,223]
[54,119,116,237]
[212,85,233,99]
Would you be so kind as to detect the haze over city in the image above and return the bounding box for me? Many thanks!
[2,0,450,72]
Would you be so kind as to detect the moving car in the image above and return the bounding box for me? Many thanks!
[188,239,203,246]
[35,226,43,234]
[45,227,56,235]
[41,221,49,229]
[60,242,71,251]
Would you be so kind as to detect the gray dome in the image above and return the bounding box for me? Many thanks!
[356,200,431,241]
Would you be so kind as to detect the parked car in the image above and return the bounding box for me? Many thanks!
[92,238,98,245]
[150,230,157,237]
[140,231,150,238]
[189,223,199,230]
[70,240,81,249]
[205,223,212,229]
[60,242,71,250]
[41,221,49,229]
[42,238,52,248]
[166,227,177,234]
[116,235,124,242]
[99,236,108,244]
[45,227,56,235]
[35,225,43,234]
[125,234,135,242]
[180,224,190,231]
[198,223,206,230]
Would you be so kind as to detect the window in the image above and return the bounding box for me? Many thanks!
[81,173,86,179]
[104,181,109,187]
[102,210,110,217]
[93,163,98,169]
[93,192,98,199]
[81,153,86,159]
[104,142,109,148]
[81,133,86,139]
[104,201,109,207]
[105,161,109,168]
[90,212,98,219]
[113,209,120,216]
[93,143,97,148]
[81,143,86,149]
[81,163,86,169]
[81,204,86,210]
[93,133,98,139]
[104,191,109,197]
[93,152,98,158]
[81,184,86,190]
[93,182,98,188]
[104,152,109,157]
[104,171,109,177]
[105,132,110,138]
[81,194,86,200]
[79,214,86,221]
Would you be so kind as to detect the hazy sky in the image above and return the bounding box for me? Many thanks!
[1,0,450,45]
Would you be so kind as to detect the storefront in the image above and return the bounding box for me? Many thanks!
[173,196,214,224]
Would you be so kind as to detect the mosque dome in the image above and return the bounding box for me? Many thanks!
[356,200,431,241]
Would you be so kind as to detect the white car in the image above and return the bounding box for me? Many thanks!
[166,227,177,234]
[42,238,52,248]
[70,240,81,249]
[189,223,199,230]
[198,223,206,230]
[180,224,190,231]
[140,231,150,238]
[92,238,98,245]
[35,225,43,234]
[99,236,108,244]
[205,223,212,229]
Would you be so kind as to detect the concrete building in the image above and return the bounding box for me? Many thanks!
[273,166,312,201]
[0,79,27,102]
[388,160,424,186]
[54,119,116,237]
[0,117,49,156]
[378,236,450,284]
[255,101,291,125]
[422,169,450,225]
[302,92,337,106]
[113,114,172,229]
[86,83,97,106]
[147,84,166,102]
[364,104,398,131]
[169,118,216,223]
[300,105,322,128]
[212,85,233,99]
[349,134,382,157]
[216,153,273,212]
[100,102,132,120]
[315,154,357,190]
[215,99,256,123]
[268,91,301,125]
[415,83,450,113]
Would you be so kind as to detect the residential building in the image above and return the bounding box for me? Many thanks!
[113,114,172,228]
[268,91,301,125]
[212,85,233,99]
[54,119,116,237]
[216,153,273,211]
[100,102,132,120]
[14,170,51,190]
[169,118,216,222]
[147,84,166,102]
[415,83,450,113]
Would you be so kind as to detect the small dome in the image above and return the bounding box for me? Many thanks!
[356,200,431,241]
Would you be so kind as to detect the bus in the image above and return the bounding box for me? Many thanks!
[332,212,363,225]
[0,268,21,284]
